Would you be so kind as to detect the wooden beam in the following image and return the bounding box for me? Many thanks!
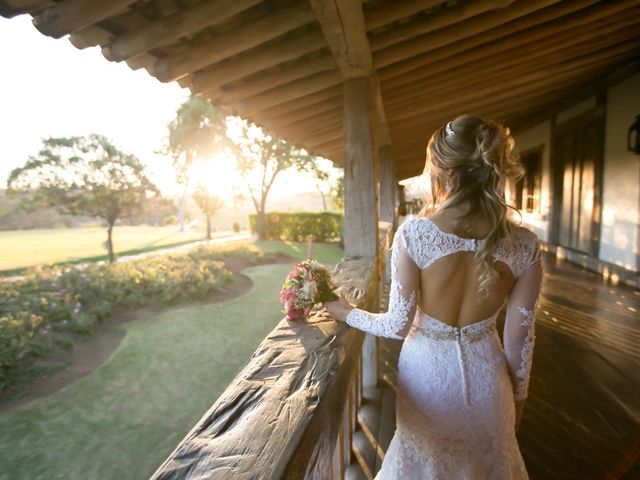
[32,0,136,38]
[248,85,342,119]
[309,0,372,78]
[343,77,378,258]
[190,28,326,95]
[373,0,567,68]
[104,0,262,62]
[155,2,315,82]
[383,19,640,108]
[390,62,630,146]
[371,0,515,51]
[0,0,52,18]
[257,95,342,129]
[381,7,640,93]
[379,0,637,83]
[235,70,342,117]
[379,145,397,226]
[364,0,444,31]
[218,52,337,104]
[385,37,640,123]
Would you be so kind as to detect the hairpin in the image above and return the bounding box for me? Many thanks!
[445,121,454,136]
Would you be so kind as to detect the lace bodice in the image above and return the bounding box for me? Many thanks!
[346,216,542,402]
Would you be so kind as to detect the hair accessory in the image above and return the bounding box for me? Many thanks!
[445,121,454,136]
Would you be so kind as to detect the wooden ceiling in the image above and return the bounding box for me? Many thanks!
[2,0,639,180]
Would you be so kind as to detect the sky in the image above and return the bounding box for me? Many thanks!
[0,15,326,200]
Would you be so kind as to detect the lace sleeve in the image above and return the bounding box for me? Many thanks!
[503,237,543,401]
[345,221,419,340]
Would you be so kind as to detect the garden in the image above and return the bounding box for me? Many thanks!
[0,238,343,480]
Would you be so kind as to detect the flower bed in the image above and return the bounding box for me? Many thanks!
[0,244,276,391]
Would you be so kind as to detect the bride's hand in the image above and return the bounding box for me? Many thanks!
[323,294,355,322]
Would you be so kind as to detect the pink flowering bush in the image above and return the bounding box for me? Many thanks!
[280,259,338,320]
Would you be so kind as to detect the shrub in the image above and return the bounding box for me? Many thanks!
[249,211,343,242]
[232,222,240,233]
[160,214,178,226]
[0,243,284,391]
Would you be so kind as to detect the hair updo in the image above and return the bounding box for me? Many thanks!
[420,113,524,296]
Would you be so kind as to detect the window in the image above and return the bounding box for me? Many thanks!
[516,149,542,213]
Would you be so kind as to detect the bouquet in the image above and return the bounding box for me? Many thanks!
[280,259,339,320]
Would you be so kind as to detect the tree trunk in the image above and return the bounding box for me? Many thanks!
[258,195,267,240]
[107,222,115,263]
[206,214,212,240]
[320,192,327,211]
[178,191,186,232]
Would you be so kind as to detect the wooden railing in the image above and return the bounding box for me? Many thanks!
[151,223,394,480]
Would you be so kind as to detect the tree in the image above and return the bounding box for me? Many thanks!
[331,174,344,211]
[7,134,159,263]
[230,121,313,240]
[162,95,229,232]
[192,184,224,240]
[295,157,343,211]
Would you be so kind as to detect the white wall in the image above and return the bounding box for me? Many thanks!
[512,120,552,242]
[600,73,640,271]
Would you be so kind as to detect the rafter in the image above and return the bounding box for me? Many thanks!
[104,0,262,62]
[155,2,315,82]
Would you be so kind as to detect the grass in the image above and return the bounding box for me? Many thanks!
[0,240,343,480]
[0,225,238,273]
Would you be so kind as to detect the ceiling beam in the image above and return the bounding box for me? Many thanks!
[155,2,316,82]
[382,6,640,93]
[309,0,391,148]
[378,0,635,82]
[103,0,262,62]
[364,0,443,31]
[372,0,567,69]
[383,22,640,110]
[217,52,337,105]
[371,0,514,51]
[308,0,371,78]
[190,27,326,95]
[32,0,136,38]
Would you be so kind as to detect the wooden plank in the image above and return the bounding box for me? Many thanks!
[32,0,136,38]
[364,0,444,31]
[309,0,372,78]
[190,27,327,94]
[381,4,640,91]
[384,23,640,118]
[104,0,262,61]
[219,52,337,104]
[155,2,316,82]
[235,70,342,117]
[372,0,565,68]
[371,0,514,51]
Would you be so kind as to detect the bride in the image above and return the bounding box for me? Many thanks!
[324,114,543,479]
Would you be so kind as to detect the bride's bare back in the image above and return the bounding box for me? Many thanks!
[419,213,516,327]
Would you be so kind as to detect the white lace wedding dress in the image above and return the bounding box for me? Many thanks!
[345,217,542,479]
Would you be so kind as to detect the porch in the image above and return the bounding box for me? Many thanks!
[2,0,639,478]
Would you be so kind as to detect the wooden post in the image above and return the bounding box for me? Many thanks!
[379,145,397,230]
[343,77,378,259]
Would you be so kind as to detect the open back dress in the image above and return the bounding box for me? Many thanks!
[345,216,542,479]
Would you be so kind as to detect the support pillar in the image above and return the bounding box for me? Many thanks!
[379,144,397,230]
[343,76,378,259]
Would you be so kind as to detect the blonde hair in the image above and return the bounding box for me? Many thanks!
[419,114,524,296]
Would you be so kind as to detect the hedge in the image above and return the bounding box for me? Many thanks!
[249,211,343,242]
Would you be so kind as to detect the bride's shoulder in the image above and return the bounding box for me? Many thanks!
[503,224,541,271]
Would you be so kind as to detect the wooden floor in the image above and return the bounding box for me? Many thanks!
[347,253,640,480]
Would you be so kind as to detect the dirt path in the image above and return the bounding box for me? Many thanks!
[0,253,292,414]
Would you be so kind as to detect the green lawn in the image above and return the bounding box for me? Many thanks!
[0,226,238,272]
[0,241,343,480]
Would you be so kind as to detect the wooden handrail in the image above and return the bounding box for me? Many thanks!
[151,257,378,479]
